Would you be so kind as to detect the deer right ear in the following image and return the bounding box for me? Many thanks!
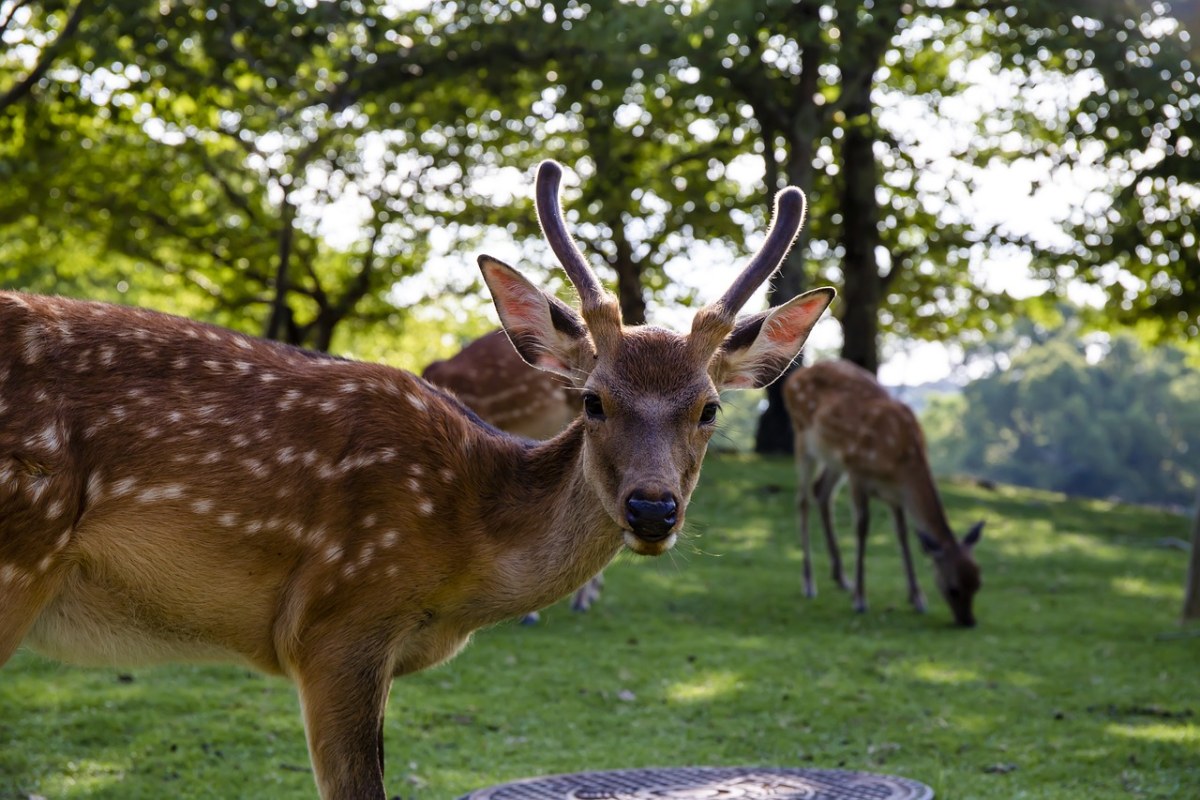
[709,287,835,391]
[479,255,593,382]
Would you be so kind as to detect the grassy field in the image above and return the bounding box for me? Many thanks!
[1,453,1197,799]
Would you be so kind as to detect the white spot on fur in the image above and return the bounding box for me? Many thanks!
[37,554,54,573]
[318,399,340,413]
[440,468,455,483]
[406,478,421,493]
[323,544,342,563]
[406,393,427,411]
[22,326,44,363]
[217,512,238,527]
[362,513,377,528]
[418,500,434,516]
[381,530,399,548]
[55,530,70,550]
[138,484,184,502]
[191,499,214,514]
[111,477,139,497]
[87,473,104,504]
[45,499,65,519]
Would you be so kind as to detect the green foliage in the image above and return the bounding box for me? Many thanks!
[2,455,1196,799]
[924,325,1200,507]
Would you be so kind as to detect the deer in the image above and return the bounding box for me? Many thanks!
[423,329,600,618]
[0,159,835,799]
[783,359,983,627]
[422,329,576,441]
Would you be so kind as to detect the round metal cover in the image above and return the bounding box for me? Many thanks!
[458,766,934,800]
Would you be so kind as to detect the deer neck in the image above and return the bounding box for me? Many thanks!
[466,419,622,622]
[899,456,955,547]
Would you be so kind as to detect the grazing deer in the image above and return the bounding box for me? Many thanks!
[784,359,983,626]
[0,160,834,799]
[423,330,600,617]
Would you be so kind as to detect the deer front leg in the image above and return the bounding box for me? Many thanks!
[571,573,604,612]
[891,504,926,613]
[814,466,851,591]
[849,480,871,614]
[294,644,394,800]
[0,557,68,667]
[794,449,817,598]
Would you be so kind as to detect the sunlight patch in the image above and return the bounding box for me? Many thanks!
[1105,721,1199,745]
[666,670,743,703]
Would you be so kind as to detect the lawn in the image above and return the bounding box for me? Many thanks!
[1,453,1197,799]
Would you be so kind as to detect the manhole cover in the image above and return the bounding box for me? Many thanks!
[459,766,933,800]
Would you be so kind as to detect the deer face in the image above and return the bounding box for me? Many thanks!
[574,328,719,554]
[922,522,984,627]
[480,160,835,555]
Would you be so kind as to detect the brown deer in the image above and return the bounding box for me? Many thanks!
[422,330,600,617]
[0,160,834,799]
[784,359,983,626]
[422,329,576,441]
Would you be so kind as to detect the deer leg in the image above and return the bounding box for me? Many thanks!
[571,572,604,612]
[814,467,851,591]
[0,552,69,667]
[794,447,817,598]
[295,645,393,800]
[892,505,926,613]
[850,480,870,614]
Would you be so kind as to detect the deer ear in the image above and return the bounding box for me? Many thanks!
[962,521,984,549]
[916,529,943,557]
[709,287,835,391]
[479,255,593,381]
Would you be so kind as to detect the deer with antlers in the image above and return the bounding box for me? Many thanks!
[0,160,833,798]
[784,359,983,626]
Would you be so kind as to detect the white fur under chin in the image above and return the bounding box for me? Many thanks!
[623,530,677,556]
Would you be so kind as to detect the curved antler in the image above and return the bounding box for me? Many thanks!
[710,186,807,321]
[535,160,606,313]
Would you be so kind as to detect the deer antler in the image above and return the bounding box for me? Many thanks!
[535,159,623,351]
[687,185,807,359]
[711,186,806,322]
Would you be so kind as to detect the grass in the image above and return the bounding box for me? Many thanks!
[2,453,1198,799]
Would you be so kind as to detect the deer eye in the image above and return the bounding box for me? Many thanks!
[699,402,720,425]
[583,393,606,420]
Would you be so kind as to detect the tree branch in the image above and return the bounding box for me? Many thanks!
[0,0,90,113]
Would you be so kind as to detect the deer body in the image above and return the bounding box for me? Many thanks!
[0,161,834,798]
[784,359,982,626]
[422,329,576,440]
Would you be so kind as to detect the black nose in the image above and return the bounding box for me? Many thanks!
[625,492,677,541]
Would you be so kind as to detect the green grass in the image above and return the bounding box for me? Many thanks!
[2,453,1197,799]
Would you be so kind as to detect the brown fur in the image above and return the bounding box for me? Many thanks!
[422,330,576,441]
[784,359,983,626]
[0,161,833,798]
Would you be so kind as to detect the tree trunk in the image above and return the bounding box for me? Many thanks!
[754,83,820,456]
[265,200,296,342]
[835,21,888,376]
[1183,485,1200,622]
[612,233,647,325]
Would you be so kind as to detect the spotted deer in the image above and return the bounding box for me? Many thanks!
[0,160,834,799]
[423,329,601,618]
[422,329,576,441]
[784,359,983,626]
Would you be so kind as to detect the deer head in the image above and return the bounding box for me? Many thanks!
[918,522,984,627]
[479,161,834,555]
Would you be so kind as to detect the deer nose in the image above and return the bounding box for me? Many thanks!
[625,492,677,541]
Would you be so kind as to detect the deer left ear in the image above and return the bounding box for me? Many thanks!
[478,255,593,382]
[710,287,835,391]
[916,529,943,557]
[963,521,984,549]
